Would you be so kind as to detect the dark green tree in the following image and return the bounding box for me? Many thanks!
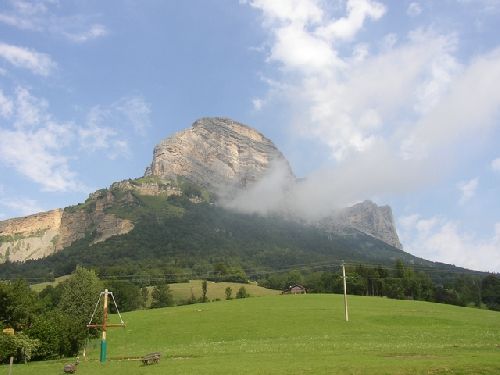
[106,281,142,312]
[151,283,174,308]
[25,311,71,359]
[57,267,103,355]
[0,279,42,331]
[236,286,249,299]
[141,287,149,308]
[225,287,232,300]
[39,284,64,309]
[481,275,500,310]
[201,280,208,302]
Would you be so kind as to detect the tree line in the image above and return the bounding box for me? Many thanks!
[258,260,500,310]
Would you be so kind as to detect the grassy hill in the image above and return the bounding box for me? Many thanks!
[6,294,500,375]
[29,275,71,292]
[168,280,280,302]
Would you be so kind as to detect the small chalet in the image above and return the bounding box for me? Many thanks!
[283,284,307,294]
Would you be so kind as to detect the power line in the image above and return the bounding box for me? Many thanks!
[0,257,490,284]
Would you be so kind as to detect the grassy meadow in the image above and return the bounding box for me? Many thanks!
[4,294,500,375]
[29,275,71,292]
[168,280,280,302]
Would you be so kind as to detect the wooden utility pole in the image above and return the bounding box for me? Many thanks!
[342,262,349,322]
[87,289,125,363]
[8,356,13,375]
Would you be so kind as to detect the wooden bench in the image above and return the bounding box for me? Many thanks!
[142,352,161,365]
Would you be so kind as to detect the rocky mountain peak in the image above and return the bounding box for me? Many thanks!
[321,200,403,249]
[145,117,295,193]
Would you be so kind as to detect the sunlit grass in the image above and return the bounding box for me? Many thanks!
[5,294,500,375]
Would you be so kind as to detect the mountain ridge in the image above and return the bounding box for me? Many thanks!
[0,117,403,265]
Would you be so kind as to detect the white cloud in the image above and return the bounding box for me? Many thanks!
[114,96,151,134]
[457,177,478,205]
[79,107,120,151]
[78,95,151,158]
[316,0,386,42]
[271,23,340,71]
[407,2,422,17]
[79,106,130,159]
[0,197,44,216]
[247,0,500,208]
[0,42,56,76]
[399,215,500,272]
[0,1,108,43]
[0,13,38,30]
[491,157,500,171]
[61,24,108,43]
[0,0,49,31]
[0,87,152,191]
[251,0,385,73]
[250,0,323,25]
[0,89,14,117]
[457,0,500,13]
[401,47,500,161]
[252,98,264,111]
[14,86,48,127]
[0,87,80,192]
[0,126,78,192]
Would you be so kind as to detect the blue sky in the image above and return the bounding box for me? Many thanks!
[0,0,499,272]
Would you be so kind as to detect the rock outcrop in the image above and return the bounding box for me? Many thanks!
[321,200,403,249]
[0,189,135,263]
[0,209,63,262]
[145,117,295,195]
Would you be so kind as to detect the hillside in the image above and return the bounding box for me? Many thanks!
[7,294,500,375]
[167,280,280,302]
[0,185,464,282]
[0,118,403,269]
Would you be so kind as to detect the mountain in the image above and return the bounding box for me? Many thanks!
[321,200,403,249]
[0,117,431,280]
[145,117,295,194]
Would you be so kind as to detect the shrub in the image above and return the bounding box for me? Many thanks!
[236,286,249,299]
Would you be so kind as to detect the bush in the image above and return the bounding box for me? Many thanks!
[0,333,40,364]
[151,283,174,308]
[236,286,249,299]
[225,287,232,300]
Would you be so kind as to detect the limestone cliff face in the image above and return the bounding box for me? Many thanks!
[0,209,63,262]
[0,189,135,263]
[321,200,403,249]
[145,117,295,194]
[110,180,182,198]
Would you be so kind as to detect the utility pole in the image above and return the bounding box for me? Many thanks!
[87,289,125,363]
[342,262,349,322]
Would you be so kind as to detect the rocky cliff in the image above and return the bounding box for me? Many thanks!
[321,200,403,249]
[0,209,63,262]
[0,189,134,263]
[145,117,295,195]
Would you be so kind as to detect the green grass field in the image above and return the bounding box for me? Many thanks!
[168,280,280,302]
[4,294,500,374]
[30,275,71,292]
